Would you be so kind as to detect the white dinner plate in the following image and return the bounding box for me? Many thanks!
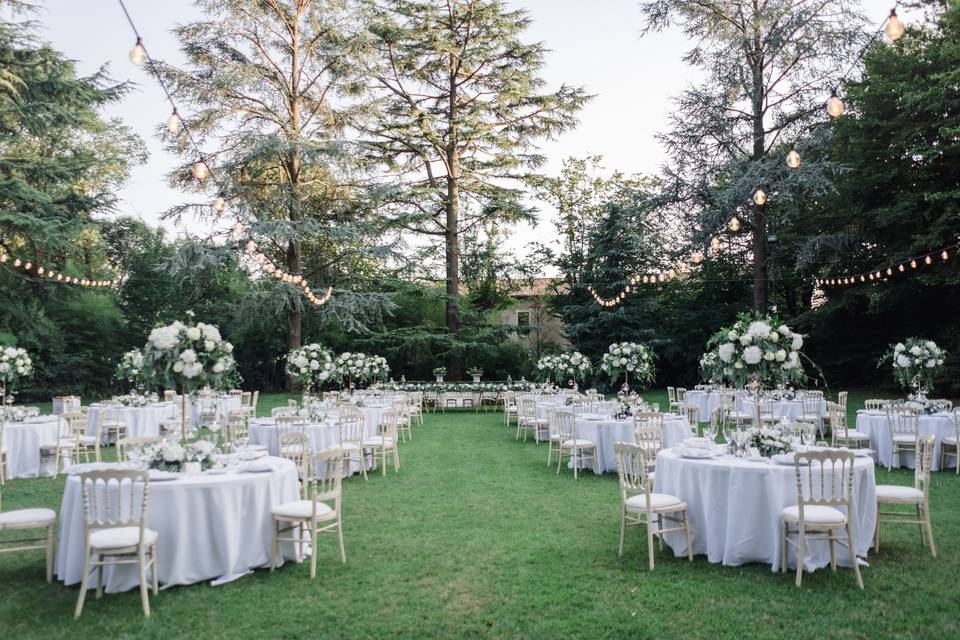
[678,448,717,459]
[148,470,181,481]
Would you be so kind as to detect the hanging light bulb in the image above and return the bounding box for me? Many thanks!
[942,250,950,261]
[213,196,226,212]
[729,216,741,231]
[192,160,210,181]
[884,8,905,42]
[166,110,182,134]
[786,148,801,169]
[37,266,44,276]
[826,89,844,118]
[710,237,721,251]
[910,259,917,269]
[860,275,866,282]
[753,187,767,206]
[12,258,21,267]
[898,264,905,272]
[692,251,703,265]
[23,261,31,270]
[129,37,147,65]
[886,267,893,276]
[869,273,875,280]
[924,255,932,265]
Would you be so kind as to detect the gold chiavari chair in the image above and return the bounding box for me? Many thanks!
[874,435,936,557]
[614,442,693,570]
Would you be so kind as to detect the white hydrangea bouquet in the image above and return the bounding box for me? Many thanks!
[144,438,216,473]
[0,343,32,405]
[601,342,655,390]
[336,352,389,389]
[366,355,390,382]
[114,348,147,390]
[536,351,591,385]
[735,427,797,458]
[285,343,335,392]
[881,338,946,395]
[701,313,805,388]
[140,312,237,439]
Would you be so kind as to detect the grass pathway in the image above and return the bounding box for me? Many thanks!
[0,408,958,638]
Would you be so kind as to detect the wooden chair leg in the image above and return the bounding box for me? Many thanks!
[74,550,91,618]
[138,549,151,618]
[46,525,54,583]
[337,520,346,564]
[923,504,936,557]
[270,519,279,572]
[794,528,805,587]
[847,523,864,589]
[618,510,626,557]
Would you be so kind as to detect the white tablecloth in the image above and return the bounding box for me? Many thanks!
[191,395,243,426]
[52,396,81,415]
[684,391,722,422]
[574,416,693,474]
[855,410,956,470]
[86,403,178,440]
[654,450,876,571]
[739,397,828,422]
[3,416,60,478]
[56,458,300,592]
[249,418,373,476]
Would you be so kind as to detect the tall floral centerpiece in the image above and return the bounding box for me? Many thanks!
[140,312,237,440]
[700,313,806,393]
[335,352,388,391]
[114,348,147,392]
[536,352,591,387]
[600,342,655,391]
[0,343,32,410]
[366,355,390,384]
[881,338,946,397]
[285,343,336,393]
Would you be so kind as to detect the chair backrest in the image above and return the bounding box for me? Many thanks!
[666,386,676,403]
[79,469,150,540]
[308,450,343,514]
[555,410,576,441]
[287,399,298,410]
[801,394,822,415]
[633,411,663,432]
[63,411,87,438]
[676,388,686,403]
[792,449,855,513]
[241,391,252,407]
[804,390,824,399]
[520,397,537,419]
[886,406,919,435]
[681,403,699,427]
[378,410,399,438]
[785,421,816,443]
[275,415,303,438]
[929,398,953,410]
[614,442,653,507]
[229,389,243,396]
[163,390,176,402]
[251,390,260,413]
[338,414,365,445]
[633,426,663,456]
[914,435,935,499]
[864,399,889,411]
[837,391,848,410]
[117,436,160,461]
[227,408,248,441]
[271,406,296,418]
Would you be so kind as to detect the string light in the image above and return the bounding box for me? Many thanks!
[117,0,334,309]
[884,8,905,41]
[786,148,801,168]
[753,187,767,206]
[942,250,949,261]
[587,270,678,307]
[1,251,118,287]
[818,242,958,288]
[729,216,741,231]
[710,237,722,251]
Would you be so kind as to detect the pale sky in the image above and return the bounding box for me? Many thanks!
[39,0,903,253]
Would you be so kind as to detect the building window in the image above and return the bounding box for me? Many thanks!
[516,311,530,327]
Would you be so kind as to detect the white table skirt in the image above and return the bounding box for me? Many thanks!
[3,417,60,478]
[56,458,300,592]
[684,391,722,423]
[249,419,370,476]
[856,410,957,470]
[86,403,178,440]
[191,395,243,427]
[654,450,876,571]
[739,397,828,422]
[574,416,693,474]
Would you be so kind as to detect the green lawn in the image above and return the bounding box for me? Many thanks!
[1,394,956,638]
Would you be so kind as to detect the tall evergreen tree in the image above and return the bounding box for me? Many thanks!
[157,0,392,384]
[367,0,589,376]
[640,0,867,311]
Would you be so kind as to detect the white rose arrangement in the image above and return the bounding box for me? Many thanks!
[536,352,591,384]
[700,313,805,388]
[881,338,946,394]
[144,438,216,472]
[0,343,32,401]
[140,311,237,393]
[285,343,335,392]
[600,342,655,390]
[114,348,147,389]
[335,352,390,388]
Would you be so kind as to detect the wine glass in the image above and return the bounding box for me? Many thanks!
[723,426,736,453]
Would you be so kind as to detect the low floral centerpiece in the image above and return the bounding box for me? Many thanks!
[734,427,797,457]
[536,352,591,386]
[467,366,483,382]
[601,342,655,391]
[880,338,946,397]
[144,438,216,473]
[140,312,237,439]
[0,343,32,408]
[700,313,806,389]
[432,366,446,382]
[285,343,336,393]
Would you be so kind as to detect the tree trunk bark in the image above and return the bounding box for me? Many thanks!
[445,58,461,379]
[750,31,768,312]
[285,13,303,392]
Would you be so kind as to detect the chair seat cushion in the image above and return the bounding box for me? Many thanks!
[338,442,362,451]
[625,492,684,511]
[89,526,158,551]
[0,507,56,528]
[797,414,822,422]
[39,440,76,452]
[837,430,870,440]
[782,504,846,526]
[272,499,333,520]
[892,434,917,443]
[279,445,306,455]
[942,436,957,446]
[561,438,595,448]
[365,436,394,447]
[77,435,98,445]
[876,484,924,503]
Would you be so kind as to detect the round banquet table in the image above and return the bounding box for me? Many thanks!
[56,457,300,592]
[3,416,61,478]
[248,418,371,476]
[191,395,243,426]
[855,410,957,470]
[738,397,827,422]
[573,415,693,474]
[654,449,876,571]
[85,403,177,441]
[683,390,722,423]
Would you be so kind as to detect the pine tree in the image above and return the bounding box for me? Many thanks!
[367,0,589,376]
